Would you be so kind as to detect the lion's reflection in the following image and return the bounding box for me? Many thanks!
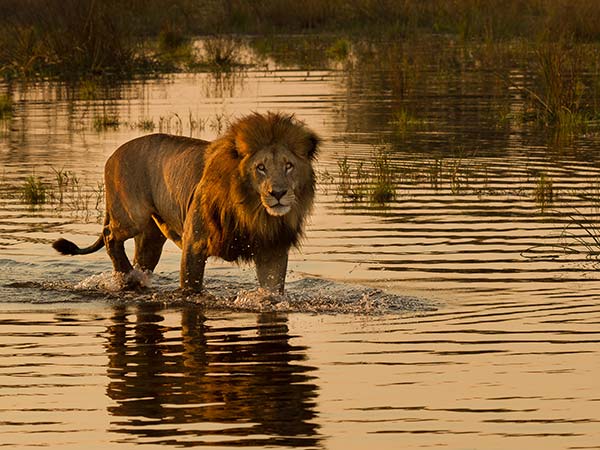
[105,304,320,447]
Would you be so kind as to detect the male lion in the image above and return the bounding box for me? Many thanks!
[52,112,320,294]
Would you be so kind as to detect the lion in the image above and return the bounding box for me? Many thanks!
[52,112,320,294]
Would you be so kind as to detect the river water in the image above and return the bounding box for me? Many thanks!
[1,38,600,449]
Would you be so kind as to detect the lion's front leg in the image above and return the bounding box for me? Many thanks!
[181,240,207,293]
[254,246,289,295]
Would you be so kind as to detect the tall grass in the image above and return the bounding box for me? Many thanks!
[0,0,151,78]
[532,43,587,128]
[336,146,396,205]
[4,1,600,79]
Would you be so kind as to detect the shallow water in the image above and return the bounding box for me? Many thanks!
[2,38,600,448]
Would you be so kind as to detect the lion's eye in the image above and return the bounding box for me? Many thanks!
[285,162,294,172]
[256,164,266,174]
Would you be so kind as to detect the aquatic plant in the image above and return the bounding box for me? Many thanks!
[158,22,188,53]
[0,94,13,119]
[159,113,184,135]
[52,167,69,204]
[327,38,351,61]
[202,37,240,71]
[21,175,46,205]
[154,22,196,70]
[93,114,120,131]
[370,145,395,203]
[0,0,145,78]
[337,155,353,200]
[135,119,156,132]
[392,107,424,134]
[336,146,396,205]
[533,172,554,211]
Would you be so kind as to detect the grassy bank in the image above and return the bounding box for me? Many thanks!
[3,0,600,79]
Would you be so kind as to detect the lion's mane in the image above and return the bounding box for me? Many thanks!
[198,112,319,262]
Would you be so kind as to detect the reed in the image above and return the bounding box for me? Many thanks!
[202,37,240,71]
[533,173,554,212]
[0,0,145,78]
[533,43,586,129]
[21,175,46,205]
[93,114,120,131]
[0,94,12,119]
[327,38,351,61]
[370,145,395,203]
[392,107,424,134]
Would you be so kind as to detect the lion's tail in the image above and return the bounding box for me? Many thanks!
[52,234,105,255]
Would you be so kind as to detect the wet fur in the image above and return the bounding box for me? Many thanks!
[200,113,318,261]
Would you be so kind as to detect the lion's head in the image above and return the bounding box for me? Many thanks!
[200,112,320,261]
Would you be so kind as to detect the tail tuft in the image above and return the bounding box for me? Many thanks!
[52,238,81,255]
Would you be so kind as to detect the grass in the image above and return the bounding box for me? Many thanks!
[134,119,156,132]
[327,38,351,61]
[336,146,396,205]
[392,107,425,134]
[371,145,395,203]
[531,43,587,129]
[0,94,12,119]
[21,175,46,205]
[6,1,600,80]
[93,114,120,131]
[533,173,554,212]
[10,168,105,221]
[200,37,241,71]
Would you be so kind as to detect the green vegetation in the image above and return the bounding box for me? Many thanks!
[21,175,46,205]
[0,168,105,221]
[93,114,120,131]
[392,107,425,134]
[518,43,592,134]
[5,1,600,79]
[533,173,554,212]
[336,146,396,205]
[327,38,351,61]
[337,156,368,201]
[0,94,12,119]
[371,146,395,203]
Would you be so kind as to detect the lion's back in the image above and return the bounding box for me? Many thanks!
[104,133,210,231]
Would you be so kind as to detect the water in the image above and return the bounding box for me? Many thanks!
[2,38,600,448]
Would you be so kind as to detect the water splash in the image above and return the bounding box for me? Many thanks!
[74,269,152,292]
[183,278,435,314]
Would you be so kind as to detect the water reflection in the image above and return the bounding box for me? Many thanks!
[104,304,320,447]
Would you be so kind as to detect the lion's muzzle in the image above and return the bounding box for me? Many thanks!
[262,190,294,216]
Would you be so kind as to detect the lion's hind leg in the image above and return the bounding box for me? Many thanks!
[133,219,167,273]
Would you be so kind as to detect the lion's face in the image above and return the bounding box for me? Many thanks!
[247,146,304,216]
[199,112,319,262]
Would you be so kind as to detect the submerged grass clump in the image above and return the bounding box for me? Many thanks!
[93,114,120,131]
[327,38,351,61]
[201,37,241,71]
[336,145,396,205]
[533,172,554,211]
[5,168,104,221]
[0,94,13,119]
[21,175,46,205]
[392,107,424,134]
[371,145,395,203]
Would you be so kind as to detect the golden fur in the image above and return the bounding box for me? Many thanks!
[53,112,320,293]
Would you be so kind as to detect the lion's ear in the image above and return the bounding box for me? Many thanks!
[306,132,320,161]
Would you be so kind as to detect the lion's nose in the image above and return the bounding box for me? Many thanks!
[270,190,287,201]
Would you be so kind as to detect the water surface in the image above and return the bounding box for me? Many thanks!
[1,38,600,449]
